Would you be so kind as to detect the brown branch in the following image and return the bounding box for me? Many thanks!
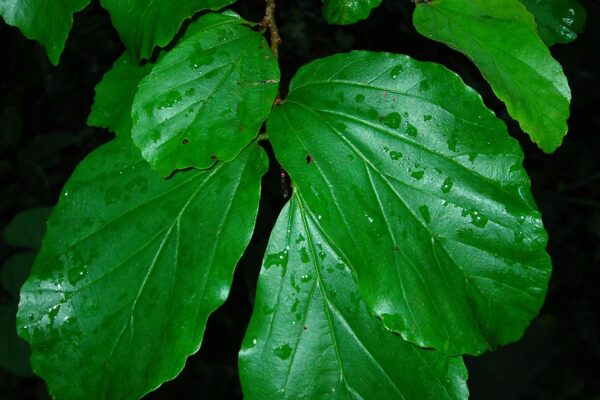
[264,0,282,59]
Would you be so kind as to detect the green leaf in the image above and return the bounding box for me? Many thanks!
[322,0,382,25]
[99,0,236,60]
[0,253,35,376]
[268,51,552,355]
[131,13,279,177]
[16,138,268,399]
[520,0,586,46]
[239,196,468,399]
[88,52,153,138]
[0,0,90,65]
[3,207,52,249]
[413,0,571,153]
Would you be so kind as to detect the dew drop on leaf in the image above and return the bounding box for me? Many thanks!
[273,344,292,360]
[441,177,454,193]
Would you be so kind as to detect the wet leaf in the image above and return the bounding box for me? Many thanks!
[520,0,586,46]
[413,0,571,153]
[322,0,382,25]
[99,0,236,60]
[0,0,90,64]
[239,197,468,399]
[88,52,153,138]
[268,51,552,355]
[131,13,279,176]
[16,138,268,399]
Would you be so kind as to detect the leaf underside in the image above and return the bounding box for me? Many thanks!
[17,138,268,400]
[268,51,552,356]
[413,0,571,153]
[239,196,468,400]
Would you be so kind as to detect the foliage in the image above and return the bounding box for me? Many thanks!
[0,0,586,398]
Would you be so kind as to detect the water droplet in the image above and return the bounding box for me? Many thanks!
[300,274,312,283]
[514,231,525,243]
[265,250,288,269]
[411,170,424,180]
[418,205,431,223]
[367,108,379,120]
[381,112,401,129]
[406,123,418,137]
[441,177,454,193]
[252,339,257,345]
[447,134,458,152]
[274,344,292,360]
[158,91,183,109]
[461,209,489,228]
[67,264,88,286]
[299,247,310,263]
[390,151,402,160]
[419,80,431,91]
[355,94,365,103]
[390,65,403,79]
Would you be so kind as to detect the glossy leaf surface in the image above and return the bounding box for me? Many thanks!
[322,0,382,25]
[3,207,52,249]
[0,0,89,64]
[521,0,586,46]
[413,0,571,153]
[17,138,268,399]
[99,0,235,60]
[1,253,35,376]
[132,14,279,176]
[88,52,152,138]
[239,197,468,399]
[268,51,552,355]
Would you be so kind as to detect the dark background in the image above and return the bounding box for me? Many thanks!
[0,0,598,398]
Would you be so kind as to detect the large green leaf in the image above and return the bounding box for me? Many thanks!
[520,0,586,46]
[268,51,551,355]
[88,52,153,138]
[322,0,382,25]
[131,13,279,177]
[413,0,571,153]
[16,138,268,399]
[3,207,52,249]
[239,196,468,399]
[0,0,90,65]
[1,253,35,376]
[99,0,236,60]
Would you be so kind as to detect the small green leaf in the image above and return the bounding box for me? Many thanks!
[413,0,571,153]
[131,14,279,176]
[0,0,90,65]
[88,52,153,137]
[239,197,468,399]
[3,207,52,250]
[99,0,236,60]
[322,0,382,25]
[520,0,586,46]
[0,253,35,376]
[16,138,268,399]
[268,51,552,355]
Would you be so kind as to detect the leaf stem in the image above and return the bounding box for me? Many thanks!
[263,0,282,59]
